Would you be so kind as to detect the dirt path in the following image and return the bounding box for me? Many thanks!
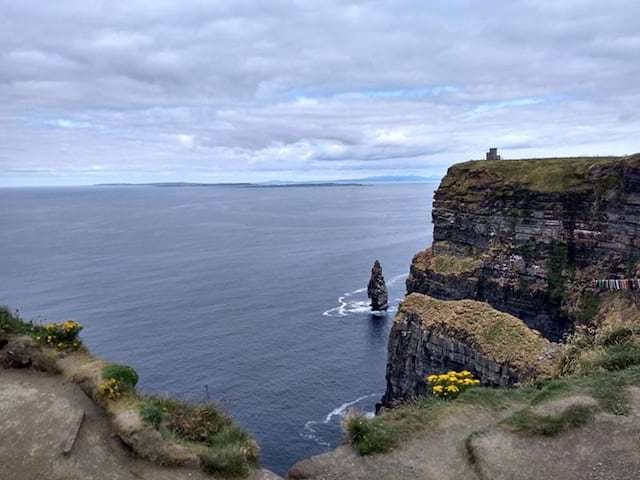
[287,391,640,480]
[0,368,281,480]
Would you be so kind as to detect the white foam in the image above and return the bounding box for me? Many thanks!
[322,274,407,317]
[301,393,380,447]
[323,392,379,423]
[387,273,407,286]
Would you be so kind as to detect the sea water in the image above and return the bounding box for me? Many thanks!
[0,183,434,474]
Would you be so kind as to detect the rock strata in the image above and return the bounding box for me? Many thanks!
[406,154,640,339]
[381,293,558,406]
[367,260,389,311]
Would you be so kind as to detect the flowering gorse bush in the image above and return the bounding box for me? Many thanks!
[98,378,122,400]
[426,370,480,399]
[37,320,82,351]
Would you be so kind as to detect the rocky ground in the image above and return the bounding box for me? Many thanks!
[287,388,640,480]
[0,367,281,480]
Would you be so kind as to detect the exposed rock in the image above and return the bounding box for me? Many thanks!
[406,154,640,340]
[382,293,559,407]
[367,260,389,311]
[0,335,57,372]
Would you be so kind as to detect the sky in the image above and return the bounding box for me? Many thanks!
[1,0,639,186]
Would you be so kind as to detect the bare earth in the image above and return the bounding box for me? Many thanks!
[0,368,281,480]
[287,391,640,480]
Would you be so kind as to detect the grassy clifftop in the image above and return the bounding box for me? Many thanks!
[444,156,623,193]
[0,306,260,478]
[401,293,556,377]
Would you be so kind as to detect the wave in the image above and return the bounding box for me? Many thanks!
[301,393,380,447]
[322,273,407,317]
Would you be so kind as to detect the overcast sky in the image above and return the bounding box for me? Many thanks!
[1,0,639,185]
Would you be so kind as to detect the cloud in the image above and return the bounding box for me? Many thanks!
[0,0,639,184]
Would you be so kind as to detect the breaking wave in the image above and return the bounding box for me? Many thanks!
[322,273,406,317]
[301,393,380,447]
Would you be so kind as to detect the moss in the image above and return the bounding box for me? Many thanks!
[502,404,596,436]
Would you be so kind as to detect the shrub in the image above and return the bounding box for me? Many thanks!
[599,326,638,347]
[592,344,640,371]
[343,412,396,455]
[40,320,82,351]
[158,401,228,444]
[98,378,122,401]
[103,364,139,391]
[138,394,258,473]
[200,442,259,478]
[139,401,165,428]
[426,370,480,399]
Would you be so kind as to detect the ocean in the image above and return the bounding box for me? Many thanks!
[0,183,435,474]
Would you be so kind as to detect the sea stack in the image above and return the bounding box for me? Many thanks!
[367,260,389,311]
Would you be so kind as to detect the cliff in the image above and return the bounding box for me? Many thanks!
[286,154,640,480]
[407,154,640,340]
[380,293,558,406]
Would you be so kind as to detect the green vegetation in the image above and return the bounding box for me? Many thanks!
[431,254,481,275]
[346,356,640,455]
[103,363,139,390]
[344,395,446,455]
[519,240,536,261]
[0,306,82,351]
[585,343,640,372]
[547,241,571,306]
[502,404,596,436]
[139,395,258,477]
[427,370,480,399]
[344,413,396,455]
[0,306,45,338]
[452,156,621,193]
[401,294,555,378]
[576,293,602,324]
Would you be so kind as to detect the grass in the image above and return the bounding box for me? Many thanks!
[344,414,397,455]
[138,395,258,477]
[346,359,640,456]
[103,364,139,391]
[0,306,45,338]
[431,254,481,275]
[450,156,621,193]
[502,404,596,436]
[400,294,555,378]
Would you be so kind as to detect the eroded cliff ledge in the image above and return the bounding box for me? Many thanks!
[407,154,640,340]
[381,293,558,406]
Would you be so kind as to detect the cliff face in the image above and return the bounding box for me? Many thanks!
[382,154,640,407]
[407,154,640,340]
[381,293,557,406]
